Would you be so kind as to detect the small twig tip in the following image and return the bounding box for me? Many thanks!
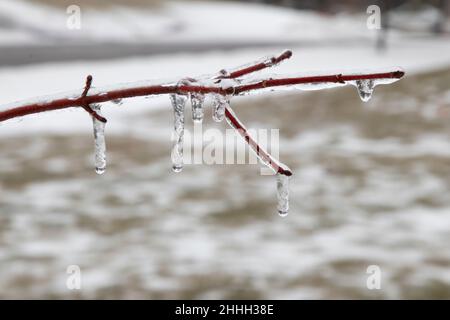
[279,168,293,177]
[394,70,405,78]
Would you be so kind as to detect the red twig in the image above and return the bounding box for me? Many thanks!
[217,49,292,79]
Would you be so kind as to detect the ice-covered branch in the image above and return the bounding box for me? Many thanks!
[216,49,292,79]
[0,50,405,216]
[0,68,404,123]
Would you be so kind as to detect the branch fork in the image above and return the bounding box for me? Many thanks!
[211,50,294,176]
[80,75,107,123]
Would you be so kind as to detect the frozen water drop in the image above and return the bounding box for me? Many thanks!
[172,164,183,173]
[278,210,289,218]
[212,94,229,122]
[276,173,289,217]
[91,104,106,175]
[170,94,187,173]
[96,166,105,175]
[190,93,205,123]
[354,79,374,102]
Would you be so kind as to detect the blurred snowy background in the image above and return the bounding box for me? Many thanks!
[0,0,449,299]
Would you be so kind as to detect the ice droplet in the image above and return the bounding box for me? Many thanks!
[353,79,374,102]
[170,94,187,173]
[190,92,205,123]
[212,94,229,122]
[276,173,289,217]
[91,104,106,175]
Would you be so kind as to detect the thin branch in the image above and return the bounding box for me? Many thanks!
[0,70,403,123]
[225,106,292,176]
[81,74,93,98]
[217,49,292,79]
[233,71,404,94]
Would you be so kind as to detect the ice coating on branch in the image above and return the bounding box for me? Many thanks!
[190,92,205,123]
[236,68,403,96]
[217,50,290,79]
[212,94,229,122]
[350,73,402,102]
[91,104,106,175]
[170,94,187,173]
[0,78,179,112]
[112,98,123,106]
[276,173,289,217]
[353,79,374,102]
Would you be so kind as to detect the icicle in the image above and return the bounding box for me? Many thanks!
[190,92,205,123]
[353,79,374,102]
[276,174,289,217]
[212,94,229,122]
[91,104,106,175]
[170,94,187,173]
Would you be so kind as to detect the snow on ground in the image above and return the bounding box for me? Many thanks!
[0,0,380,45]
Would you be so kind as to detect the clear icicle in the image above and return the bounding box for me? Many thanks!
[170,94,187,173]
[212,94,229,122]
[353,79,374,102]
[276,173,289,217]
[190,92,205,123]
[91,104,106,175]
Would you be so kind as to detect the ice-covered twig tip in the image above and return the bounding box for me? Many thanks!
[0,50,405,216]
